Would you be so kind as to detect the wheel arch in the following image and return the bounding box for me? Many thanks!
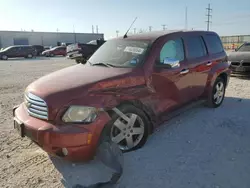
[105,100,155,134]
[218,72,228,87]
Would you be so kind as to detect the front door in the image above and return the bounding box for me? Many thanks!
[151,37,193,118]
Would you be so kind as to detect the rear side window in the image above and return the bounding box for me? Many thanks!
[159,38,184,63]
[185,36,207,59]
[204,34,224,54]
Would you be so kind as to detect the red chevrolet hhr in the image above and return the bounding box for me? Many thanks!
[13,30,231,161]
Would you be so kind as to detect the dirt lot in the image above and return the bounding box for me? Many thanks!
[0,57,250,188]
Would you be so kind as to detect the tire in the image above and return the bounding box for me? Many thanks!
[100,104,150,152]
[50,53,54,57]
[75,60,81,64]
[27,54,33,58]
[206,77,226,108]
[1,55,8,60]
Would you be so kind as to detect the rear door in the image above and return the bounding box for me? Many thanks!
[183,34,211,99]
[18,47,27,57]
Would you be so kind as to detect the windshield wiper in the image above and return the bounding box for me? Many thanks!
[91,62,116,68]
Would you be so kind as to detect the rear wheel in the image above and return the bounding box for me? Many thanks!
[206,77,226,108]
[100,105,150,152]
[27,54,33,58]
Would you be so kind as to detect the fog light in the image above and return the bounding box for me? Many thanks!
[62,148,68,156]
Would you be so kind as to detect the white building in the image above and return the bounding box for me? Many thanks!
[0,30,104,48]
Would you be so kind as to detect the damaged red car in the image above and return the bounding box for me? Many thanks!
[13,30,231,161]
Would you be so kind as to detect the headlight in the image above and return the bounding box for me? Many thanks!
[62,106,98,123]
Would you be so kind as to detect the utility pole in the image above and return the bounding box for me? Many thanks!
[92,25,94,33]
[206,3,212,31]
[116,30,119,37]
[96,25,99,34]
[133,28,136,34]
[73,25,76,43]
[149,26,152,32]
[162,24,166,31]
[185,7,188,30]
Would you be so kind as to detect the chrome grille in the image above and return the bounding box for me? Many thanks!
[25,92,48,120]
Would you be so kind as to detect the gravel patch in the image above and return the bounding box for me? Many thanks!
[0,58,250,188]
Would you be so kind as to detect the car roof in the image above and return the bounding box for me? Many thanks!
[114,30,218,42]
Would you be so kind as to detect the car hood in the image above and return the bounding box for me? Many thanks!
[26,64,142,114]
[228,52,250,61]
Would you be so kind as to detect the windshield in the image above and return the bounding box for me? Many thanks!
[1,46,13,52]
[87,40,97,45]
[237,43,250,52]
[88,39,150,68]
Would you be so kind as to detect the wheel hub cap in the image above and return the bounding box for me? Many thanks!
[214,81,224,105]
[111,113,144,151]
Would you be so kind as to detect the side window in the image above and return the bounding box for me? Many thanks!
[10,47,18,52]
[204,34,224,54]
[159,38,184,63]
[185,36,207,59]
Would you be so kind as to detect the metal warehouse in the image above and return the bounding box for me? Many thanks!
[0,30,104,48]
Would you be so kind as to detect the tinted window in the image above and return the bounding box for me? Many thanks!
[237,43,250,52]
[185,36,207,59]
[204,34,224,54]
[159,38,184,63]
[88,40,97,45]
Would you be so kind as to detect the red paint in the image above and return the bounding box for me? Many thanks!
[14,30,230,161]
[43,46,66,56]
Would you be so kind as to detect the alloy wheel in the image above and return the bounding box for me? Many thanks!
[110,113,145,151]
[213,81,225,105]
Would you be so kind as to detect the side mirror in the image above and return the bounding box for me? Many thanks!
[234,48,238,52]
[163,57,180,68]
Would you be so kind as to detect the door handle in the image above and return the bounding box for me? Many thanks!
[206,62,212,66]
[180,69,189,74]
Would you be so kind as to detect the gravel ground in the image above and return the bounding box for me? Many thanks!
[0,57,250,188]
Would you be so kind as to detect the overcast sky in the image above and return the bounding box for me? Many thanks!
[1,0,250,39]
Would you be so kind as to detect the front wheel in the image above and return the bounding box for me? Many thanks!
[101,105,150,152]
[206,77,226,108]
[1,55,8,60]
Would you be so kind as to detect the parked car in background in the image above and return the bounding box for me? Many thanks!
[32,45,45,56]
[42,46,66,57]
[228,42,250,75]
[0,45,36,60]
[66,39,106,64]
[13,30,230,161]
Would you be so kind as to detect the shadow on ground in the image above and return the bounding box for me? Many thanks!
[51,97,250,188]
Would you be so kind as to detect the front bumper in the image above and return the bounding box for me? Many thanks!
[13,103,111,161]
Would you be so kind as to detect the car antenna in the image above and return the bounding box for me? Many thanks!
[123,17,137,39]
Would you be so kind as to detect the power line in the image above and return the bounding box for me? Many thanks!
[206,3,212,31]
